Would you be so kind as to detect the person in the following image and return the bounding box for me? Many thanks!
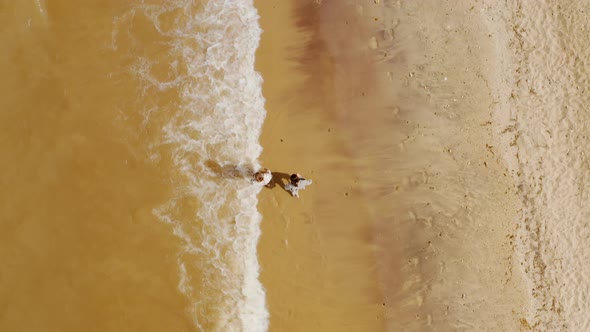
[285,173,312,198]
[251,168,272,187]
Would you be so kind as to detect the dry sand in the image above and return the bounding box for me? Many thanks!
[254,0,531,331]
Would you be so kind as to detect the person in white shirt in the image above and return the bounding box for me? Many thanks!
[251,168,272,187]
[285,173,312,198]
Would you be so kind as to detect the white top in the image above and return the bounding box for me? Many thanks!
[251,170,272,186]
[285,179,312,197]
[260,171,272,186]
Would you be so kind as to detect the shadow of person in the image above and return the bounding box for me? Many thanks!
[267,172,292,192]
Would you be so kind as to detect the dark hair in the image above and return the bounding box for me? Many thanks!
[255,172,264,182]
[290,174,300,186]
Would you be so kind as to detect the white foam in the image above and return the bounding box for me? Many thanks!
[115,1,268,331]
[33,0,48,25]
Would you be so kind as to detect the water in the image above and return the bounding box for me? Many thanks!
[0,0,267,331]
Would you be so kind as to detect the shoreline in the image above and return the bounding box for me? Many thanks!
[254,1,385,331]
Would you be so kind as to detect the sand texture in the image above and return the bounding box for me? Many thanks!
[253,0,590,331]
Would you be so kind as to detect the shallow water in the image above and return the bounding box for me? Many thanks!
[0,1,267,331]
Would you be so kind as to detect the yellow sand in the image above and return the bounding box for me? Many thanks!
[254,0,528,331]
[254,1,385,331]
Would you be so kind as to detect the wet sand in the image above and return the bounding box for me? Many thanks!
[255,0,528,331]
[254,1,385,331]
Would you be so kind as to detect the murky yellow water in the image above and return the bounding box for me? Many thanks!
[0,1,194,330]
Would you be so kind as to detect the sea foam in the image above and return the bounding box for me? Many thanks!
[113,1,268,331]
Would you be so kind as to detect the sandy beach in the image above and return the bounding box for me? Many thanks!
[254,0,531,331]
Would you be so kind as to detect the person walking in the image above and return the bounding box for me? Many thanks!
[285,173,312,198]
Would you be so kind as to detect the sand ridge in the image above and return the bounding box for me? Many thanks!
[492,1,590,330]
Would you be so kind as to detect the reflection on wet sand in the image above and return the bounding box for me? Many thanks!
[255,1,385,331]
